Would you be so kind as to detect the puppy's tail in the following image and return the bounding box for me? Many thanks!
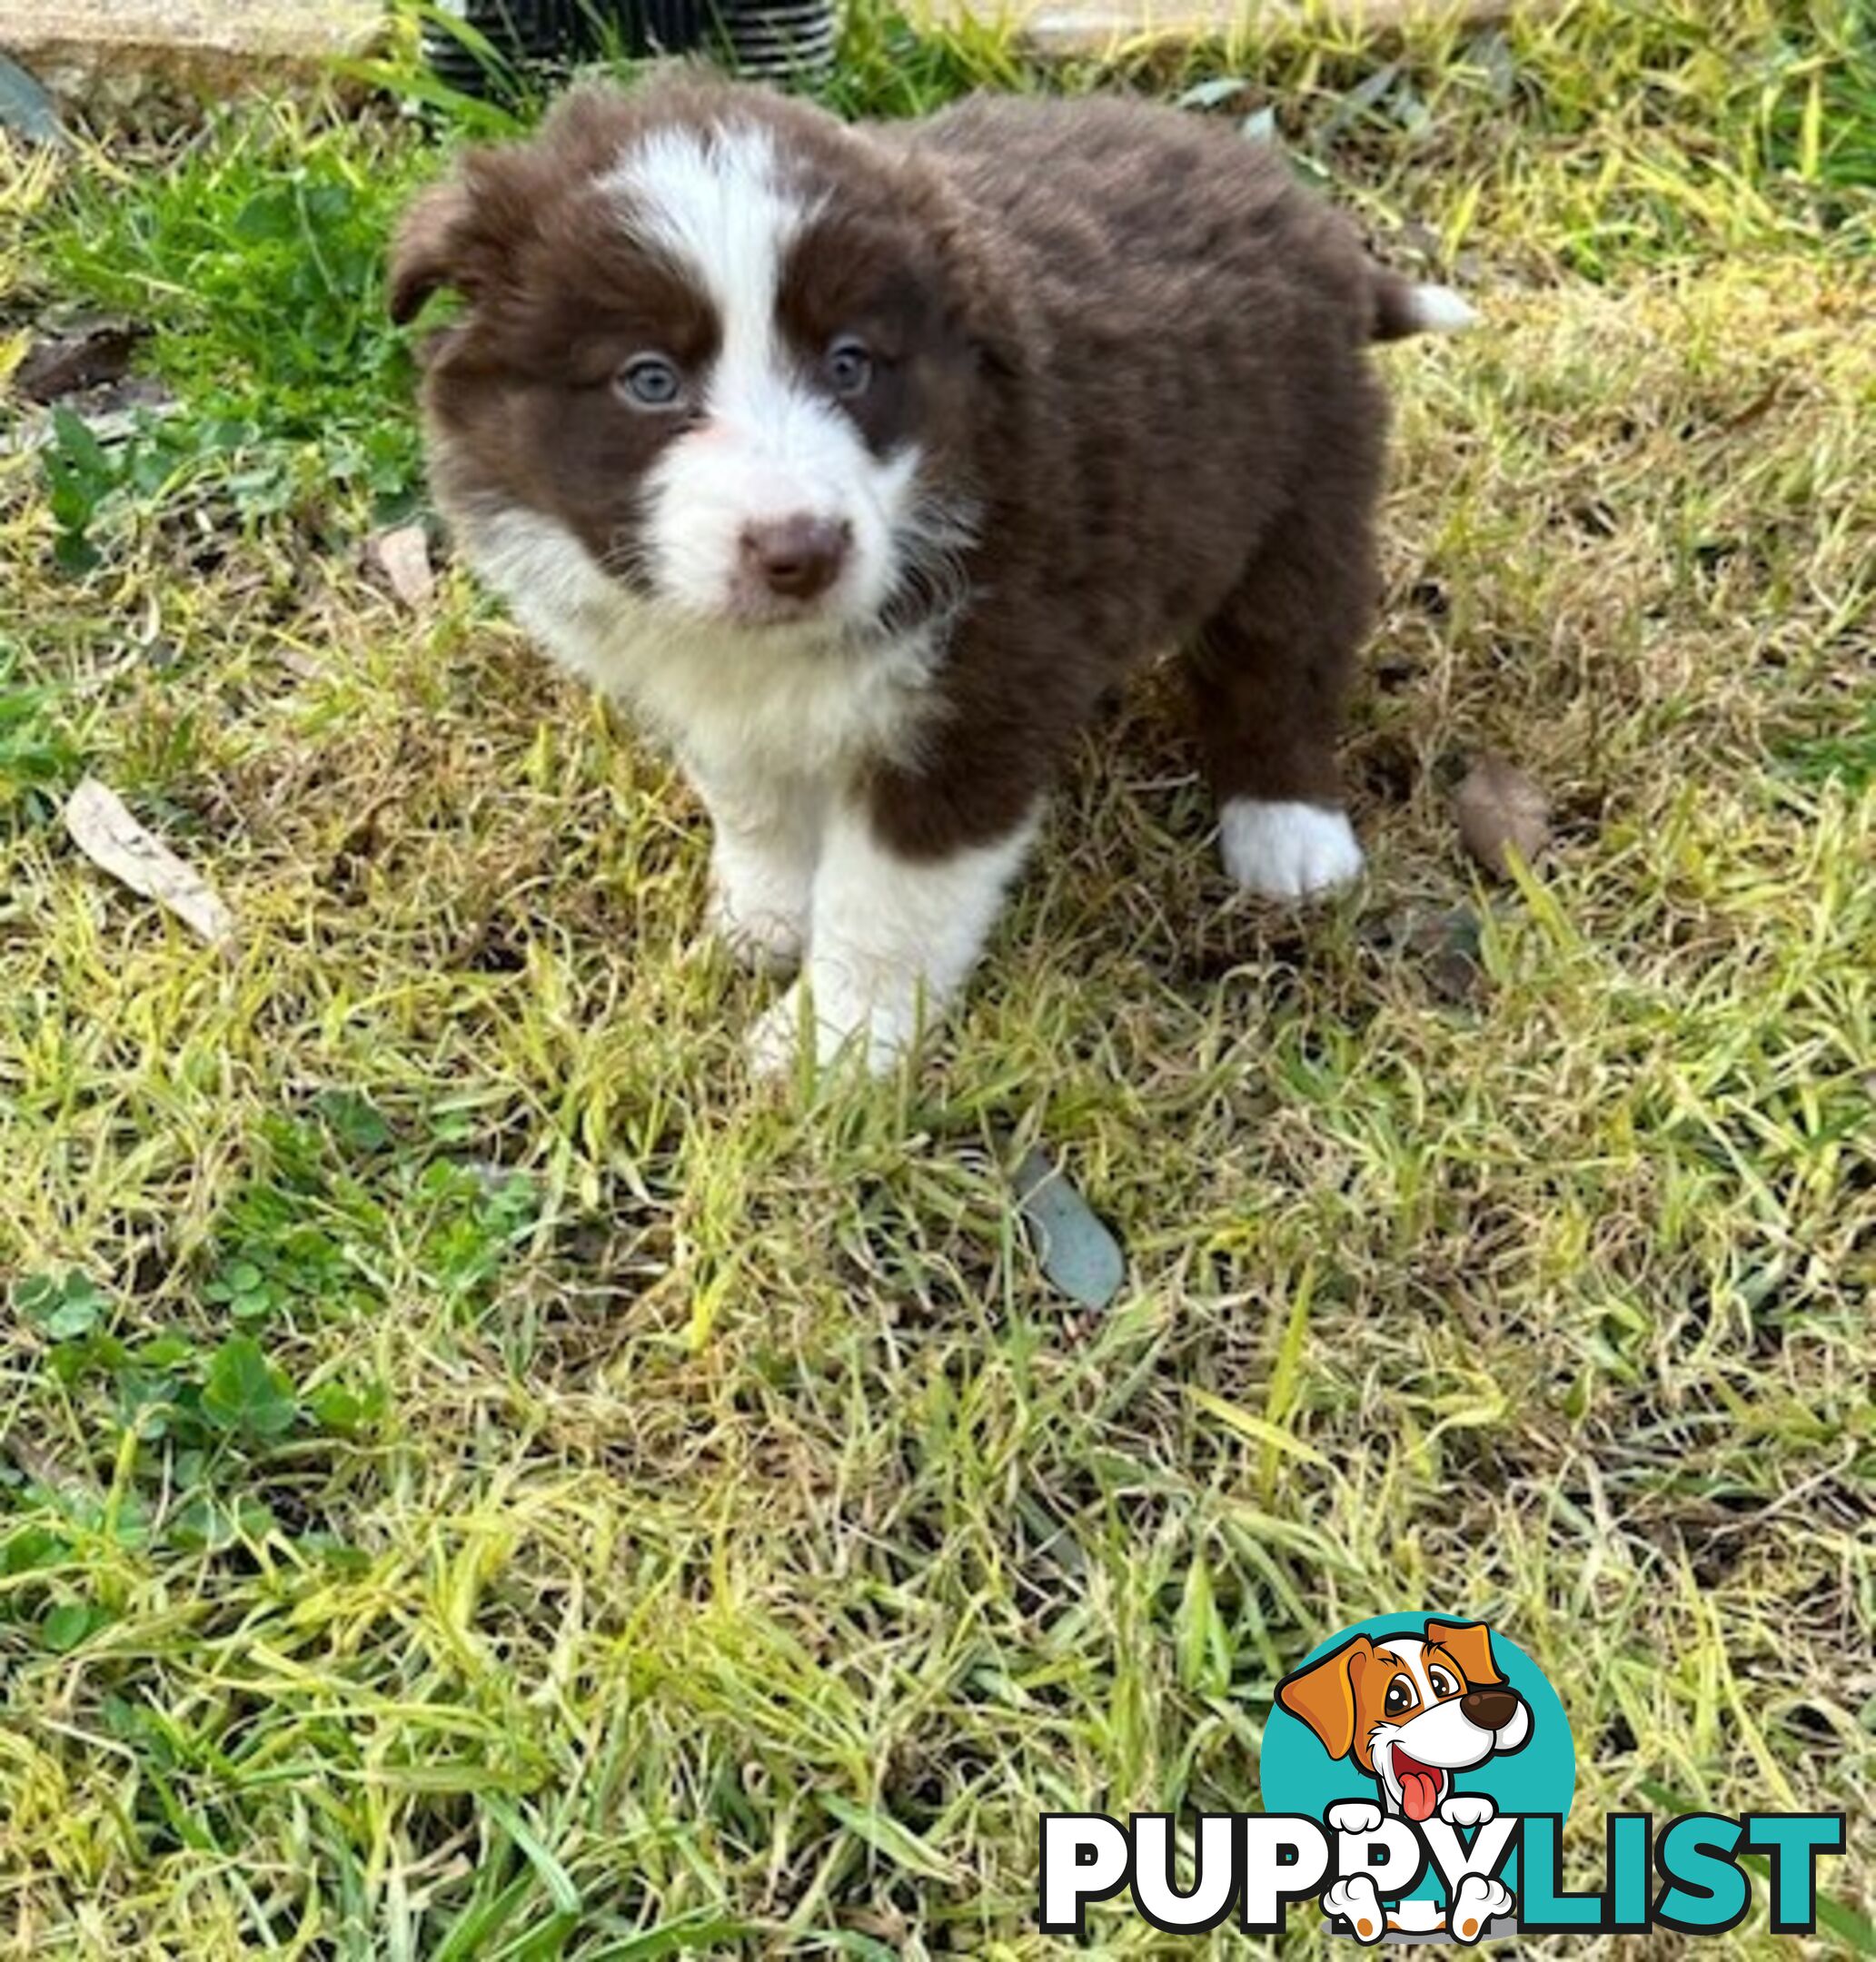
[1371,270,1479,342]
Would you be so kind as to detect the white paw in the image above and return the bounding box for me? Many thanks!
[705,832,811,975]
[705,877,806,974]
[1448,1873,1514,1944]
[1409,282,1480,332]
[1327,1800,1385,1836]
[1322,1876,1386,1945]
[746,981,917,1079]
[1439,1794,1497,1829]
[1219,798,1364,900]
[746,986,815,1078]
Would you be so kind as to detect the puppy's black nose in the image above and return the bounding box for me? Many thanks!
[741,515,849,601]
[1463,1689,1519,1730]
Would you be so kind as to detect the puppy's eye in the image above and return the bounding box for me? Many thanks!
[1384,1678,1415,1716]
[1429,1669,1459,1698]
[617,354,686,411]
[825,336,873,399]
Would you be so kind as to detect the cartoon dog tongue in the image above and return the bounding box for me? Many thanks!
[1395,1749,1443,1821]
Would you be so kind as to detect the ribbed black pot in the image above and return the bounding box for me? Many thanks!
[424,0,837,94]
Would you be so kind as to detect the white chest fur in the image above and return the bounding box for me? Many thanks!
[462,503,942,782]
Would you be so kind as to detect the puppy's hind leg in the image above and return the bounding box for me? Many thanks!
[1186,499,1375,903]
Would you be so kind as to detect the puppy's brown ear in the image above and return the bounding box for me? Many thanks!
[1276,1635,1371,1761]
[388,180,475,325]
[1425,1620,1504,1688]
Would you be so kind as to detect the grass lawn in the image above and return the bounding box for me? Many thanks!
[1,0,1871,1952]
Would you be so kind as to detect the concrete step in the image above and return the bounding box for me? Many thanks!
[0,0,382,106]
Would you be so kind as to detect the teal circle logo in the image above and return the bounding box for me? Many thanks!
[1260,1613,1573,1915]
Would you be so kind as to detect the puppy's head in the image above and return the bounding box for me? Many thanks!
[391,77,1011,638]
[1275,1620,1531,1822]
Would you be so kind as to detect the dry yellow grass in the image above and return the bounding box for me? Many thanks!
[1,1,1871,1951]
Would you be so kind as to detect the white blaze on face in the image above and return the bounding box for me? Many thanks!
[604,124,917,628]
[1375,1640,1439,1706]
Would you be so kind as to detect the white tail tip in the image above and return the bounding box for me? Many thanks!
[1412,283,1480,332]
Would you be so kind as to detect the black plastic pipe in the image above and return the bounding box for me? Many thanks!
[423,0,837,94]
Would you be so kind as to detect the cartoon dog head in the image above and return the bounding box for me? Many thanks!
[1275,1620,1531,1822]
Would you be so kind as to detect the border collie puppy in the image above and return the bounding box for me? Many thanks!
[391,74,1471,1072]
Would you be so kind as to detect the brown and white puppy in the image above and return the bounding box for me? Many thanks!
[391,74,1472,1071]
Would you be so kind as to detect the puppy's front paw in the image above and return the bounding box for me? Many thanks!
[1439,1794,1497,1830]
[706,879,806,974]
[746,981,917,1080]
[1322,1876,1385,1945]
[1448,1872,1514,1943]
[1326,1800,1385,1836]
[1219,798,1364,901]
[746,989,800,1079]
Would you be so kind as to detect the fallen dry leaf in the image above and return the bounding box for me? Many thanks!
[1455,755,1551,879]
[366,522,435,610]
[15,321,148,403]
[1365,903,1488,1004]
[65,778,238,950]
